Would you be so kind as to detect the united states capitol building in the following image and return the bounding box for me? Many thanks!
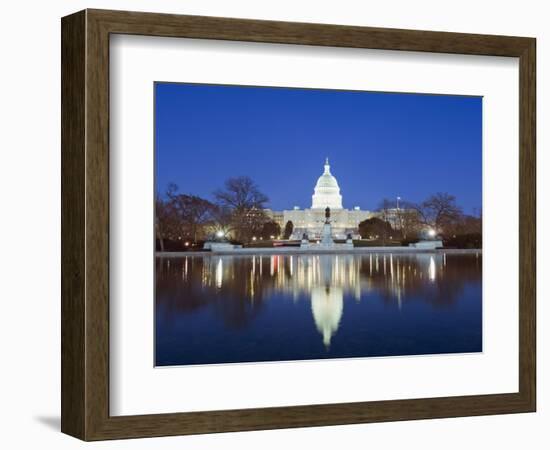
[265,159,375,240]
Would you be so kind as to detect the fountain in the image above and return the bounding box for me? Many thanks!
[298,207,354,250]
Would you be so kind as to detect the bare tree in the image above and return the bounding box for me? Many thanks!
[395,200,421,239]
[214,176,269,242]
[445,213,482,236]
[210,205,235,239]
[155,195,177,251]
[214,176,269,211]
[169,194,215,242]
[408,193,463,235]
[162,184,216,242]
[423,192,462,232]
[376,198,396,243]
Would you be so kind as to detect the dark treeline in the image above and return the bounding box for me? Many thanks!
[156,253,481,330]
[155,176,279,250]
[359,193,482,248]
[156,178,481,250]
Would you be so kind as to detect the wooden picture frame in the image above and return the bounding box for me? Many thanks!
[61,9,536,441]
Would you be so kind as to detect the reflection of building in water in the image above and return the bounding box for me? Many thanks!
[270,254,362,301]
[311,286,343,348]
[279,254,357,346]
[189,251,481,348]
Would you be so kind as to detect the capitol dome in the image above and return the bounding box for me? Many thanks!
[311,158,343,209]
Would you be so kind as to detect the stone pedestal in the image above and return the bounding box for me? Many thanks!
[204,242,237,252]
[409,240,443,249]
[321,223,334,246]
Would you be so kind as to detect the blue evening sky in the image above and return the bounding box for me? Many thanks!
[155,83,482,213]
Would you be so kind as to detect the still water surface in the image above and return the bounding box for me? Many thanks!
[155,253,482,366]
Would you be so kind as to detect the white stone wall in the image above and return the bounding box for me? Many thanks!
[270,208,373,240]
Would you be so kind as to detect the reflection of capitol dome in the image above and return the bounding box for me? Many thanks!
[311,285,343,348]
[311,158,343,209]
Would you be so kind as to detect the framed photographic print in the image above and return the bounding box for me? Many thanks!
[61,9,536,440]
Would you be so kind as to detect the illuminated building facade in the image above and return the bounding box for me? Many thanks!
[266,159,373,239]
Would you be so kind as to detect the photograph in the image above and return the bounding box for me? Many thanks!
[154,83,483,366]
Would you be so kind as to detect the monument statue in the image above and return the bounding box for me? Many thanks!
[321,207,334,246]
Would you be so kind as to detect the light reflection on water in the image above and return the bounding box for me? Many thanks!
[155,253,482,366]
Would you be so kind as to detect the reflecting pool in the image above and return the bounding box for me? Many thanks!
[155,253,482,366]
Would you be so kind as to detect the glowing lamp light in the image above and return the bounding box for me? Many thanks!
[215,230,225,238]
[252,236,257,241]
[427,229,436,238]
[184,241,190,247]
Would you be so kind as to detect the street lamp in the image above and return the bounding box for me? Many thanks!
[396,196,403,230]
[427,228,436,238]
[215,230,224,239]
